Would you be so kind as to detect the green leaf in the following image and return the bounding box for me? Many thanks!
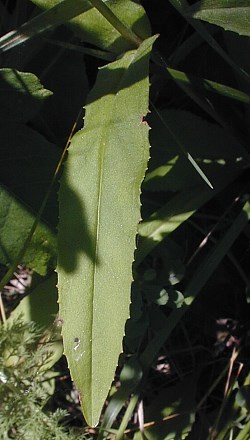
[0,185,56,275]
[57,35,157,427]
[189,0,250,36]
[31,0,151,54]
[0,68,52,123]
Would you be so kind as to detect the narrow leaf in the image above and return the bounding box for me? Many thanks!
[164,67,250,105]
[58,35,157,427]
[189,0,250,37]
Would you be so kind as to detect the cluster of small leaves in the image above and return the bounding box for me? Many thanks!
[0,317,89,440]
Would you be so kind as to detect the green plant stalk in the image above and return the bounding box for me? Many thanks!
[115,394,140,440]
[235,421,250,440]
[88,0,142,47]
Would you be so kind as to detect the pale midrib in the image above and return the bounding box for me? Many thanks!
[88,49,141,412]
[89,111,117,407]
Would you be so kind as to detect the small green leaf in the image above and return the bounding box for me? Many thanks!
[0,68,52,122]
[189,0,250,36]
[57,35,157,427]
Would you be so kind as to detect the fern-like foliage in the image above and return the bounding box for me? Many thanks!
[0,317,89,440]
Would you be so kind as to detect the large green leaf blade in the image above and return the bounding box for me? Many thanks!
[57,35,157,427]
[188,0,250,36]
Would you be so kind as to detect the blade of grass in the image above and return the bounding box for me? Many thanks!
[235,421,250,440]
[0,0,92,53]
[116,394,140,440]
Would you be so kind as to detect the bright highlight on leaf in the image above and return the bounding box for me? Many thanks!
[57,35,157,427]
[188,0,250,36]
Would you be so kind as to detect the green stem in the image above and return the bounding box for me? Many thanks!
[89,0,142,48]
[116,394,140,440]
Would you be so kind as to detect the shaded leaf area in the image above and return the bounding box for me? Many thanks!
[31,0,151,54]
[0,185,56,275]
[0,123,60,228]
[134,376,196,440]
[136,109,248,263]
[188,0,250,37]
[0,68,52,122]
[57,35,157,427]
[27,31,89,143]
[145,110,246,192]
[0,69,61,275]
